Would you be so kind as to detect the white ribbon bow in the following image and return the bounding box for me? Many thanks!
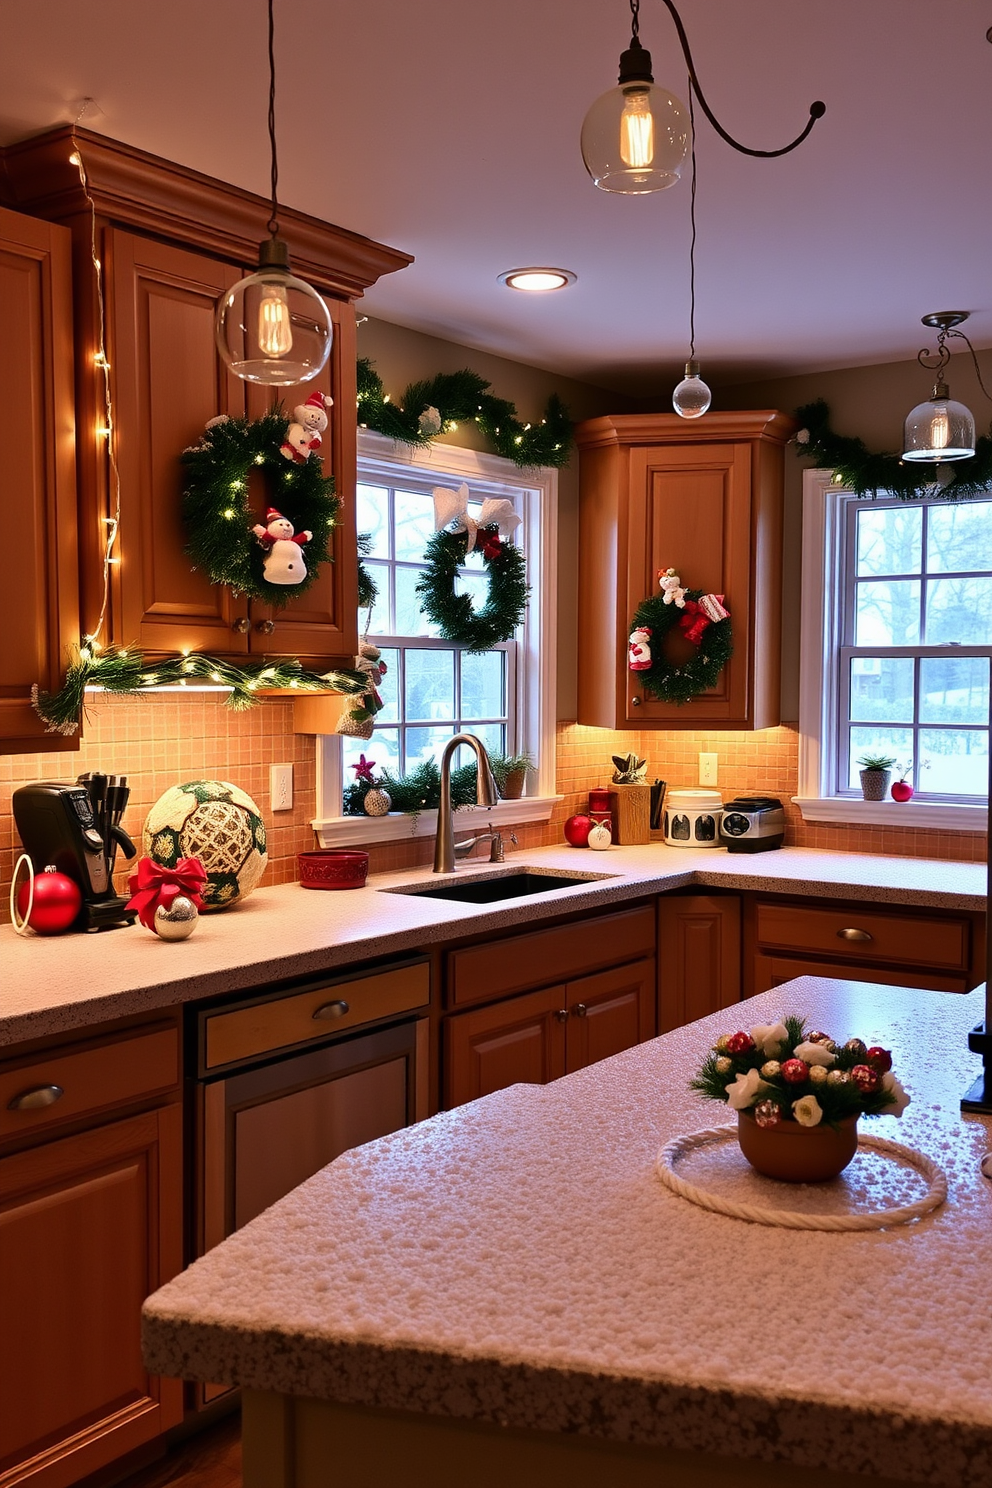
[432,485,522,544]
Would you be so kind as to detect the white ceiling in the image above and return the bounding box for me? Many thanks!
[1,0,990,396]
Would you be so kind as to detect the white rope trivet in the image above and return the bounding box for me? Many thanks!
[657,1126,947,1231]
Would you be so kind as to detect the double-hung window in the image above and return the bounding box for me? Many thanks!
[797,469,991,828]
[313,430,559,844]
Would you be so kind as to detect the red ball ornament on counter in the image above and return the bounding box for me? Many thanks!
[781,1058,810,1084]
[891,781,914,802]
[16,866,82,935]
[563,814,592,847]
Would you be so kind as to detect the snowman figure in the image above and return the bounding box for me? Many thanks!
[281,391,333,464]
[252,508,312,585]
[658,567,686,607]
[628,626,652,672]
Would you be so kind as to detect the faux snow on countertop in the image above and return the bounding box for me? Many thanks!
[142,977,992,1486]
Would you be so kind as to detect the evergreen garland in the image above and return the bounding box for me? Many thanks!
[794,399,992,500]
[630,589,733,706]
[416,529,529,651]
[344,758,480,818]
[32,645,367,736]
[356,359,573,469]
[357,532,379,611]
[182,407,339,605]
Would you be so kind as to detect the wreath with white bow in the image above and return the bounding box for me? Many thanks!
[415,484,529,650]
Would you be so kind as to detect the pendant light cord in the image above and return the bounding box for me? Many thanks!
[688,81,697,360]
[266,0,279,237]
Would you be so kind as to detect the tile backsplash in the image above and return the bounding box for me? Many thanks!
[1,699,983,921]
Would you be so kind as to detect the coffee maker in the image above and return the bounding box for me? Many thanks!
[13,778,138,930]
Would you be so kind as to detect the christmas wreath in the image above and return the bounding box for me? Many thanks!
[357,358,573,469]
[794,399,992,500]
[182,403,339,606]
[629,568,733,706]
[416,484,529,650]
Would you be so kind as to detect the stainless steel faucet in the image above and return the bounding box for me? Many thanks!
[432,733,500,873]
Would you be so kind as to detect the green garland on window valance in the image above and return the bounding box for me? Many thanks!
[794,399,992,500]
[356,359,573,468]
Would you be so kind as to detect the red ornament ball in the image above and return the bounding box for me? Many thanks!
[807,1030,833,1046]
[16,868,82,935]
[753,1099,782,1129]
[851,1063,881,1093]
[726,1031,755,1055]
[781,1058,810,1084]
[563,814,592,847]
[866,1045,893,1072]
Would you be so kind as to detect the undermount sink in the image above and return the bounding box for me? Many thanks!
[383,870,618,904]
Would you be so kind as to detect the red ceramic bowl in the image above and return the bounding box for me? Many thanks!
[298,849,369,890]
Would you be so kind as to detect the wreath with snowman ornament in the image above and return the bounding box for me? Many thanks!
[182,394,339,605]
[416,483,529,651]
[628,567,734,705]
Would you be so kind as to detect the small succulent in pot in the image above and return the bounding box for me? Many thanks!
[856,752,896,801]
[488,751,534,801]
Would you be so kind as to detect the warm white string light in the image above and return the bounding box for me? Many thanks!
[70,104,121,660]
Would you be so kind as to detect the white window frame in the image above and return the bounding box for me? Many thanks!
[312,429,561,846]
[795,467,988,831]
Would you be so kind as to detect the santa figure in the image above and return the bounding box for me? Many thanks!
[281,391,333,463]
[252,508,312,585]
[628,626,652,671]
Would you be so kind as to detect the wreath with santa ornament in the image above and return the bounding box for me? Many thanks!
[416,483,529,651]
[628,567,734,705]
[182,396,338,606]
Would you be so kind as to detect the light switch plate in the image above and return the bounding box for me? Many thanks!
[698,753,718,786]
[270,763,293,811]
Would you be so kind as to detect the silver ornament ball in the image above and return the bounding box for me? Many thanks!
[154,895,199,940]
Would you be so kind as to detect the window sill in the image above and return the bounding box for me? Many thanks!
[313,795,562,847]
[792,796,988,832]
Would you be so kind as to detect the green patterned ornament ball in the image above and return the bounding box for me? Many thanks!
[143,780,267,910]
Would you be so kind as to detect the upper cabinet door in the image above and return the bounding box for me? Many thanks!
[0,207,79,754]
[107,230,249,655]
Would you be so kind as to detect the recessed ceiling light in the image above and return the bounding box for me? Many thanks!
[498,267,576,293]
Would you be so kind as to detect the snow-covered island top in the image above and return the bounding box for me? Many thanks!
[143,978,992,1487]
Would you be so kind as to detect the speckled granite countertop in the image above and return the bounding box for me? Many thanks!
[0,843,984,1046]
[142,978,992,1487]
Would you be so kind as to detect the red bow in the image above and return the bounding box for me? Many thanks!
[678,594,729,647]
[127,856,207,931]
[476,525,503,561]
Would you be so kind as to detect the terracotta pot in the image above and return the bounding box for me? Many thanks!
[737,1111,859,1182]
[499,768,527,801]
[859,768,891,801]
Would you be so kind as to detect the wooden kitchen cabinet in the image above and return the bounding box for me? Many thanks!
[0,126,410,669]
[575,411,795,730]
[0,205,79,754]
[658,893,742,1031]
[0,1024,183,1488]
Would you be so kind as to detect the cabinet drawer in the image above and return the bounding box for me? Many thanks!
[446,905,656,1009]
[0,1026,179,1140]
[754,953,969,996]
[203,961,430,1070]
[755,902,968,972]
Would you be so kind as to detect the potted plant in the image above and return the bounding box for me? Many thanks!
[691,1014,910,1182]
[856,752,896,801]
[488,751,534,801]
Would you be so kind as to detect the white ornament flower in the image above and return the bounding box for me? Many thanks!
[751,1021,789,1057]
[794,1039,837,1068]
[792,1095,824,1128]
[881,1071,911,1116]
[726,1068,770,1111]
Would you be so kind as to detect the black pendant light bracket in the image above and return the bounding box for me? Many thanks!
[918,312,992,406]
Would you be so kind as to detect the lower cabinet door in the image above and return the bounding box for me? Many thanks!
[0,1106,183,1488]
[444,986,567,1109]
[565,958,656,1073]
[658,894,742,1030]
[753,953,969,995]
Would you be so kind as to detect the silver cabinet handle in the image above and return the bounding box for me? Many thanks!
[232,616,250,634]
[573,1003,588,1018]
[630,696,641,707]
[554,1008,569,1023]
[313,999,350,1020]
[256,619,276,636]
[9,1083,64,1111]
[837,928,873,943]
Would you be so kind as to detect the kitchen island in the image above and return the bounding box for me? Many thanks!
[142,976,992,1488]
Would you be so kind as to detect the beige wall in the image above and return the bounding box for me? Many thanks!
[357,317,631,718]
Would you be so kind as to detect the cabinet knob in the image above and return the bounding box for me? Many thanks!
[554,1008,569,1023]
[232,617,250,634]
[256,620,276,636]
[313,999,350,1020]
[630,696,641,707]
[837,927,873,943]
[572,1003,588,1018]
[8,1083,64,1111]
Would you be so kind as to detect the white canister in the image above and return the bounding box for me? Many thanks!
[663,789,723,848]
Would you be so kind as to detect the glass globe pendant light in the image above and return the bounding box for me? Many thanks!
[215,0,331,385]
[902,313,980,463]
[672,91,711,419]
[581,0,825,197]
